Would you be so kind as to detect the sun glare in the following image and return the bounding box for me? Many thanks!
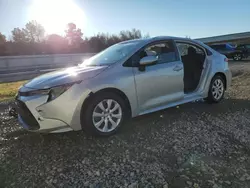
[28,0,86,35]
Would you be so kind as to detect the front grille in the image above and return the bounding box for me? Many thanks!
[15,100,40,130]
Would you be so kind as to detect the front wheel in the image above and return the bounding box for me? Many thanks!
[81,92,128,136]
[205,75,225,103]
[233,53,242,61]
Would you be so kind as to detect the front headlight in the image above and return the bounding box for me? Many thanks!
[18,88,50,97]
[18,82,80,100]
[47,83,75,102]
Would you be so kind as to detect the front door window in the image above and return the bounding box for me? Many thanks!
[138,41,178,64]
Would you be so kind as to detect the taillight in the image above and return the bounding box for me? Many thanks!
[224,57,229,68]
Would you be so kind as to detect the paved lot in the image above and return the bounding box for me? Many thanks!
[0,61,250,188]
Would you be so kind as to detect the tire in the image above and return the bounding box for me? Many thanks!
[205,75,225,103]
[233,53,242,61]
[81,92,129,136]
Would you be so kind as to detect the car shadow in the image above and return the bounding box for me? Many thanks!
[121,97,250,132]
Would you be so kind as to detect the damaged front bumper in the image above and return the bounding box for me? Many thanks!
[12,93,74,133]
[10,83,92,133]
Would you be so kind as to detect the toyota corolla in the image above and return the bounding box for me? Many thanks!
[15,36,232,136]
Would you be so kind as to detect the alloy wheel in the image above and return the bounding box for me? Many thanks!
[234,54,241,61]
[92,99,122,133]
[212,79,224,100]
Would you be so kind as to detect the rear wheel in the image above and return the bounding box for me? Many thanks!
[81,92,128,136]
[233,53,242,61]
[206,75,225,103]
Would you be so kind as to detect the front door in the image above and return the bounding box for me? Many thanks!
[133,40,184,113]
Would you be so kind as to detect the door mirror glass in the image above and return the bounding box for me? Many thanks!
[139,56,158,66]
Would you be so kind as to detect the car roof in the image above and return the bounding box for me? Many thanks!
[119,36,216,55]
[119,36,196,44]
[152,36,190,40]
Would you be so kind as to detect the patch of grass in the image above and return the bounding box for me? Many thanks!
[0,81,27,101]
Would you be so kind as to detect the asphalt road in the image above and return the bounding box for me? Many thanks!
[0,61,250,187]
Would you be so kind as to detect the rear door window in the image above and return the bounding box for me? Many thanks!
[176,43,205,57]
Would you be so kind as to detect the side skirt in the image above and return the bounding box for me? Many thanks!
[138,94,203,116]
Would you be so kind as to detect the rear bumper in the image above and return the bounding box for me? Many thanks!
[225,69,232,89]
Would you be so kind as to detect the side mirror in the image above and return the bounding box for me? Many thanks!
[139,56,158,66]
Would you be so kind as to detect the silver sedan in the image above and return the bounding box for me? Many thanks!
[15,36,232,136]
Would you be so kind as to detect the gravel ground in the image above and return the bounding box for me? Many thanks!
[0,62,250,188]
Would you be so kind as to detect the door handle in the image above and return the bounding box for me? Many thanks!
[173,65,183,71]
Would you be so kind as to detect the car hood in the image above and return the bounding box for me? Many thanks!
[24,65,108,89]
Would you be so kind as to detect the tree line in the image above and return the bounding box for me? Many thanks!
[0,20,148,56]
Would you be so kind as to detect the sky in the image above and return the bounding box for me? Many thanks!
[0,0,250,39]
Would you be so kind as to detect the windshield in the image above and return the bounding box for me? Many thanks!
[81,41,140,66]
